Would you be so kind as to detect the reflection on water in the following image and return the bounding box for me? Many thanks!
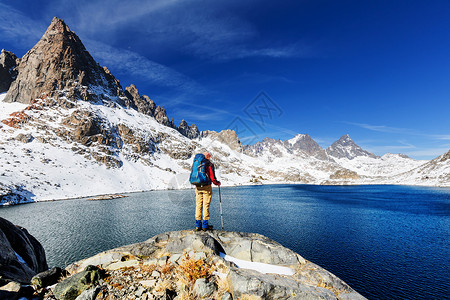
[1,185,449,299]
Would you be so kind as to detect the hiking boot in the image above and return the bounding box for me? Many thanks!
[202,225,213,231]
[195,220,202,231]
[202,220,213,231]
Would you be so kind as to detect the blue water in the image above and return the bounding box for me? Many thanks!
[1,185,449,299]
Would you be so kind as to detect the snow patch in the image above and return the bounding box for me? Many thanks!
[219,252,295,276]
[0,94,28,120]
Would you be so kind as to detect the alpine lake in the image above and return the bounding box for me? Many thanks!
[1,184,449,299]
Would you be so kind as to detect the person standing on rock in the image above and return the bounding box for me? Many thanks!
[189,151,221,231]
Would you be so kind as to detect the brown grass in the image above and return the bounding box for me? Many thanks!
[239,294,262,300]
[177,252,214,283]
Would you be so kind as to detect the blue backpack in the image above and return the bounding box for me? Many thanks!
[189,153,211,185]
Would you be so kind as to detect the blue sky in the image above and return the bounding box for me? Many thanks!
[1,0,449,159]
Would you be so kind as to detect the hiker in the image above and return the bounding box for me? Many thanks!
[190,151,221,231]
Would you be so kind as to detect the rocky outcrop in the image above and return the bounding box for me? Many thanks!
[153,105,175,128]
[201,129,244,152]
[4,17,125,105]
[52,265,105,300]
[330,169,360,180]
[0,184,33,206]
[326,134,378,160]
[0,217,48,284]
[0,49,19,93]
[124,84,156,116]
[178,119,200,139]
[123,84,200,139]
[246,137,283,157]
[57,230,365,300]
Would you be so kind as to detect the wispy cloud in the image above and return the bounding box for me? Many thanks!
[50,0,183,35]
[404,148,449,159]
[0,3,45,48]
[0,3,204,96]
[347,122,450,142]
[48,0,310,61]
[346,122,418,135]
[84,40,205,94]
[432,135,450,140]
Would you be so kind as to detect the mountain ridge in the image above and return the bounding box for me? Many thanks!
[0,17,448,204]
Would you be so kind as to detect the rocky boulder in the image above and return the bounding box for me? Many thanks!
[0,49,19,93]
[0,217,48,283]
[52,265,104,300]
[63,230,366,299]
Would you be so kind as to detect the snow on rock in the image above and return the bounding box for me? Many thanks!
[219,252,295,276]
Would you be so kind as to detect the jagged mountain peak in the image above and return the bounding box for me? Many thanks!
[4,16,124,105]
[326,134,378,160]
[245,133,329,160]
[1,17,199,139]
[45,16,70,35]
[201,129,243,152]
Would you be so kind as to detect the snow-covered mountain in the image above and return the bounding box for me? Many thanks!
[326,134,378,160]
[391,150,450,186]
[0,18,447,205]
[245,134,328,160]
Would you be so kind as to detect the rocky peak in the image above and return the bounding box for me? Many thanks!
[435,149,450,163]
[154,105,175,128]
[0,49,19,93]
[246,134,329,160]
[201,129,243,152]
[124,84,156,116]
[326,134,378,160]
[288,134,328,159]
[4,17,124,105]
[177,119,200,139]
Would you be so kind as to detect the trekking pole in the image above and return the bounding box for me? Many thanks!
[219,185,224,230]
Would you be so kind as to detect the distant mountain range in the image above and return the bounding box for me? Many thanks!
[0,18,448,204]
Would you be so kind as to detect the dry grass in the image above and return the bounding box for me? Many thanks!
[174,290,193,300]
[154,278,174,294]
[177,253,214,283]
[239,294,262,300]
[172,252,216,298]
[139,263,157,273]
[216,275,231,298]
[316,280,347,296]
[160,262,175,278]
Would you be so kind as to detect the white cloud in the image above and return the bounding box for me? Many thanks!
[347,122,450,142]
[84,40,204,93]
[0,3,45,48]
[346,122,418,135]
[48,0,308,61]
[432,135,450,140]
[404,148,449,159]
